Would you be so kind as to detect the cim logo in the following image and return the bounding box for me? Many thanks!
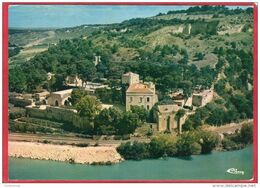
[226,168,244,175]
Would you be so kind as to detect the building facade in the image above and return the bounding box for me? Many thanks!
[156,104,187,134]
[192,89,213,107]
[47,89,73,107]
[122,72,140,85]
[125,82,158,111]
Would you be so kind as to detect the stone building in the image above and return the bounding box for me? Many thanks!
[156,104,187,134]
[126,82,158,111]
[169,89,185,107]
[47,89,73,107]
[192,89,213,107]
[66,75,83,87]
[34,91,50,103]
[122,72,140,85]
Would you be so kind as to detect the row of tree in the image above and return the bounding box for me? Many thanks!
[68,89,148,135]
[117,130,220,160]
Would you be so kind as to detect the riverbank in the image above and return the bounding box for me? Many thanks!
[8,141,123,165]
[9,145,253,180]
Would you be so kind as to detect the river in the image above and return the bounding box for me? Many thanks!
[9,145,253,180]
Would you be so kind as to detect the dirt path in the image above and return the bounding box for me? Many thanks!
[8,133,150,147]
[202,119,253,134]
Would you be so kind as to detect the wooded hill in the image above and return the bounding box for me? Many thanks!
[9,6,254,127]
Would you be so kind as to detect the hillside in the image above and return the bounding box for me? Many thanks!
[9,6,253,67]
[8,5,254,133]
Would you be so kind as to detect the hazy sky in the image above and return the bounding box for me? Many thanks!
[9,5,248,29]
[9,5,190,28]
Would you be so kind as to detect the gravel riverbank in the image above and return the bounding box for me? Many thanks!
[8,141,123,165]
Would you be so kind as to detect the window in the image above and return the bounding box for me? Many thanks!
[147,97,150,102]
[139,97,143,103]
[130,97,133,103]
[147,105,150,110]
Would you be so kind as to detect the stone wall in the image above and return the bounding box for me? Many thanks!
[26,106,86,130]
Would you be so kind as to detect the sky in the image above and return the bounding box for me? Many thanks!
[8,5,190,28]
[9,5,248,29]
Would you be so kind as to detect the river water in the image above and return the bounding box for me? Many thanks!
[9,145,253,180]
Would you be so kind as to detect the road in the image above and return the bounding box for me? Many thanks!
[8,132,150,147]
[202,119,253,134]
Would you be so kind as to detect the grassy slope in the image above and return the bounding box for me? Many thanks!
[9,11,253,68]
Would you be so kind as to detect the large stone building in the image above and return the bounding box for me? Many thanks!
[192,89,213,107]
[122,72,140,85]
[156,104,187,134]
[47,89,73,107]
[126,82,158,111]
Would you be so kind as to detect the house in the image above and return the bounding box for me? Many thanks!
[66,75,83,87]
[192,89,213,107]
[122,72,140,85]
[156,104,187,134]
[126,82,158,111]
[47,89,73,106]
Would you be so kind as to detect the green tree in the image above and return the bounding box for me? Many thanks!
[130,105,148,123]
[176,132,201,156]
[75,95,101,120]
[9,67,27,92]
[69,89,86,106]
[94,108,122,135]
[239,123,253,144]
[116,111,141,135]
[149,134,177,158]
[78,60,97,85]
[116,141,150,160]
[199,131,220,154]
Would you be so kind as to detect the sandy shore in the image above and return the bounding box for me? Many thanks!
[8,141,123,164]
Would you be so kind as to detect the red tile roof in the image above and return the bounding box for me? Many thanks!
[126,83,154,93]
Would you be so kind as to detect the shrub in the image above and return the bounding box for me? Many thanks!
[176,133,199,156]
[9,97,32,107]
[9,108,26,119]
[222,138,244,151]
[239,123,253,144]
[149,134,177,158]
[74,143,89,147]
[199,131,220,154]
[117,141,150,160]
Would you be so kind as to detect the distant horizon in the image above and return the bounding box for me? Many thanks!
[8,5,248,29]
[9,5,189,29]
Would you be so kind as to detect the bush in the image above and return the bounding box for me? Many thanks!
[18,117,63,128]
[117,141,150,160]
[149,134,177,158]
[114,134,130,140]
[222,138,244,151]
[239,123,253,144]
[9,97,32,107]
[176,133,199,156]
[199,131,220,154]
[8,120,60,134]
[74,143,89,147]
[42,140,51,144]
[9,107,26,119]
